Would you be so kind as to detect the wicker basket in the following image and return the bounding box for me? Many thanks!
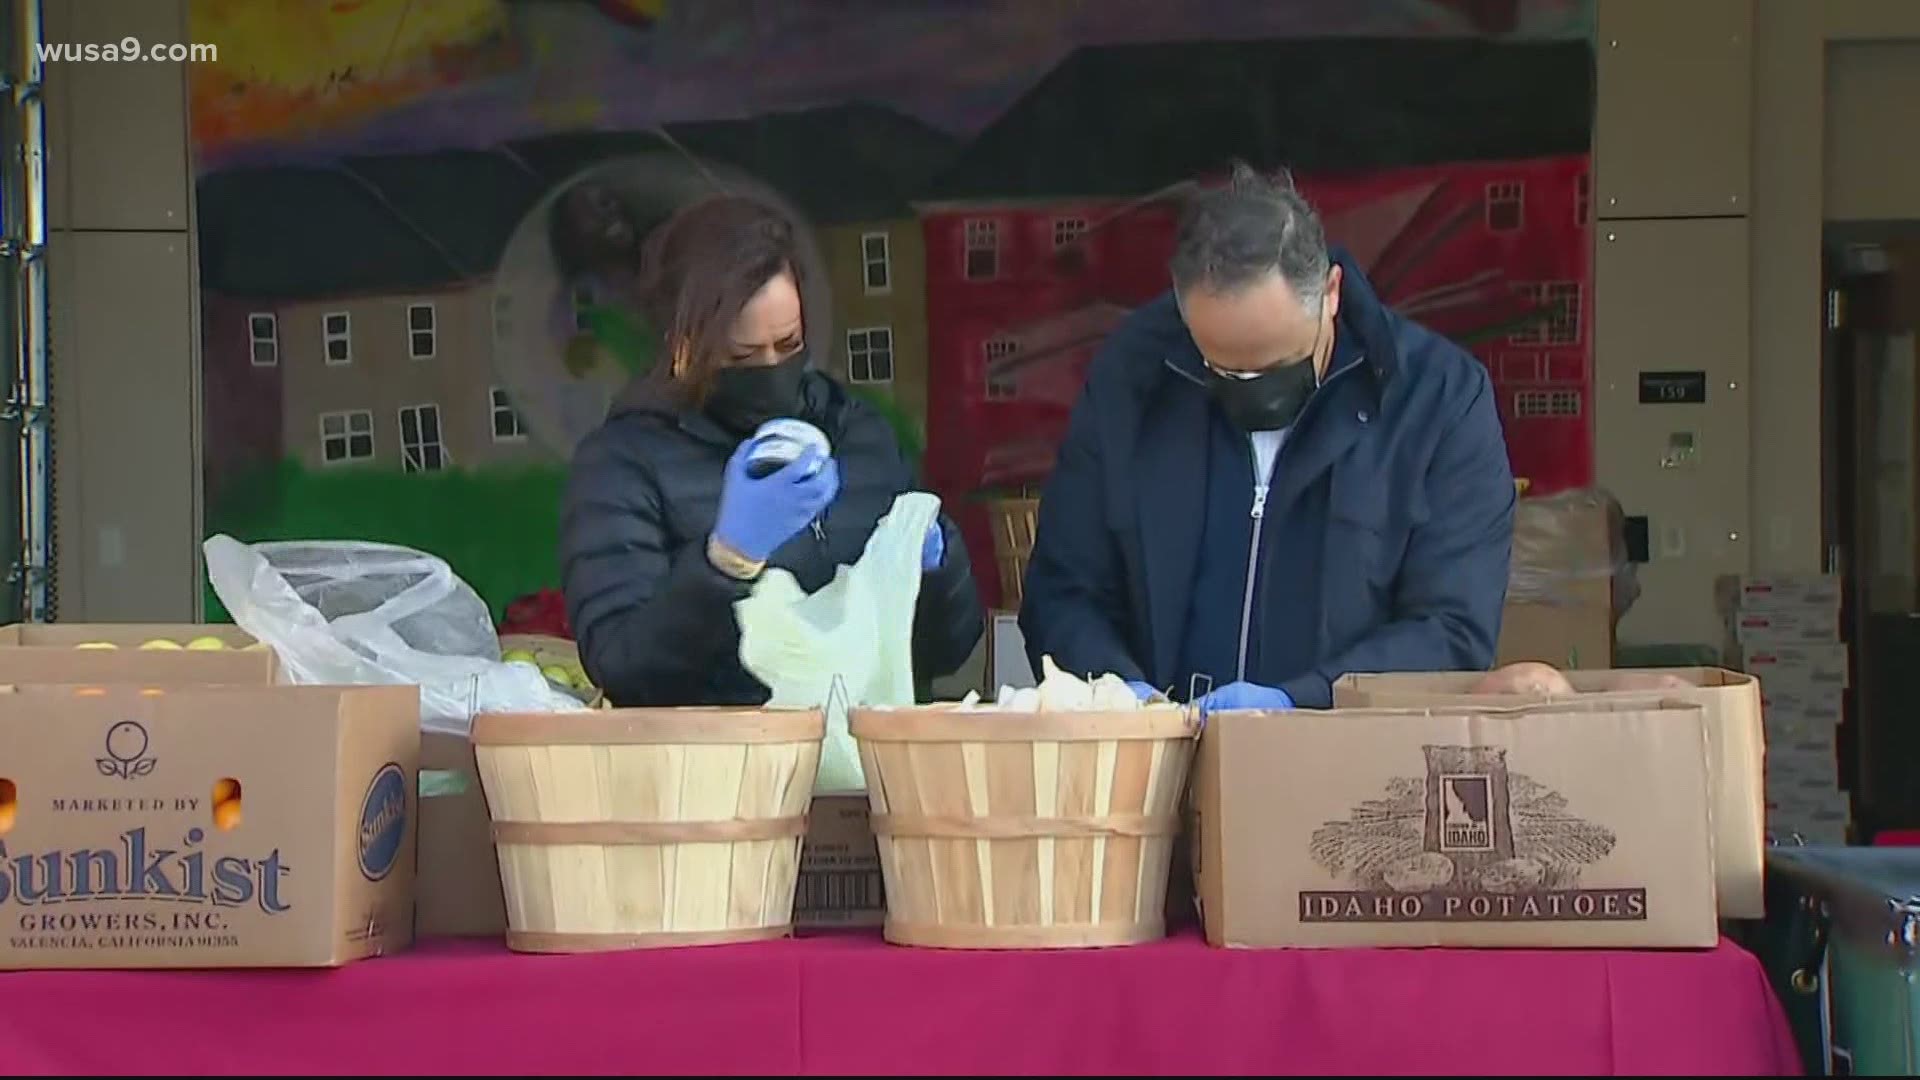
[850,704,1200,949]
[985,495,1040,609]
[470,707,824,952]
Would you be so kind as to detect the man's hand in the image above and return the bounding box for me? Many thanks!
[1199,681,1294,712]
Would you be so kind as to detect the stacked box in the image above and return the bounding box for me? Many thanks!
[1718,574,1851,845]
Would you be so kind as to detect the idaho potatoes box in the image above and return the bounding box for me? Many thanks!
[794,793,885,929]
[0,623,275,684]
[1191,699,1718,949]
[0,683,419,969]
[1332,668,1765,920]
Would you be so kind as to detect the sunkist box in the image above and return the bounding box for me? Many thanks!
[1191,698,1718,949]
[1332,668,1764,920]
[0,623,275,684]
[0,683,419,969]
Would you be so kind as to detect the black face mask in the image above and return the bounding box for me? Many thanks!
[706,348,809,435]
[1206,357,1318,432]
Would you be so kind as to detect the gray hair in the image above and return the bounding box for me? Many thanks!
[1169,163,1331,312]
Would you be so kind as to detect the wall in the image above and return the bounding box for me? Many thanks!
[43,0,200,620]
[1594,0,1920,648]
[45,0,1919,642]
[819,217,931,437]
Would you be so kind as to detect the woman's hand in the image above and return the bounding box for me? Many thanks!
[920,521,945,573]
[711,442,839,564]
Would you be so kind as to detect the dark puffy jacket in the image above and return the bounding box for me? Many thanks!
[560,372,984,707]
[1019,253,1515,707]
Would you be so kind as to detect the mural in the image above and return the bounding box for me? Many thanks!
[190,0,1597,620]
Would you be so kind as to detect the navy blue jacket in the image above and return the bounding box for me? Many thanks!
[1018,255,1515,707]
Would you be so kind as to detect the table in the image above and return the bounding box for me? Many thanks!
[0,931,1801,1075]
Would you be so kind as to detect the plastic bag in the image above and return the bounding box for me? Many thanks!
[734,492,939,793]
[203,535,586,735]
[1507,486,1641,624]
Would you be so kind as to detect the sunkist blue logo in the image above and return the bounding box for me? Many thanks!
[357,763,407,882]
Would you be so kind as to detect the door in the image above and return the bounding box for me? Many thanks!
[1827,235,1920,835]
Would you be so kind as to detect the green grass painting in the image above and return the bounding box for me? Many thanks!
[202,458,567,624]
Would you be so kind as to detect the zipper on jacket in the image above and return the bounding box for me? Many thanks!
[1234,478,1269,682]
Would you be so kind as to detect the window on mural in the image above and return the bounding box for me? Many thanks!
[490,387,526,442]
[1575,173,1591,225]
[323,312,352,365]
[846,326,895,384]
[1512,388,1582,419]
[399,404,448,473]
[248,313,279,367]
[1508,282,1582,346]
[983,336,1018,400]
[319,409,374,464]
[964,219,999,281]
[861,232,892,293]
[1052,217,1087,249]
[1485,181,1524,232]
[407,303,437,360]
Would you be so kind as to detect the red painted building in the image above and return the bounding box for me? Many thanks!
[913,39,1596,608]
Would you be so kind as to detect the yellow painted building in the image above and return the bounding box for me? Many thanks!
[818,217,931,438]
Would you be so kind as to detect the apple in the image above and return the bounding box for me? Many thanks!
[502,649,538,666]
[242,642,270,652]
[73,641,119,650]
[138,639,184,651]
[185,636,228,651]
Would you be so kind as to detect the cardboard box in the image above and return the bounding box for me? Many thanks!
[1495,583,1614,670]
[415,732,507,938]
[987,611,1036,692]
[1762,685,1844,728]
[1726,607,1842,646]
[1191,699,1718,948]
[794,793,884,929]
[0,683,418,969]
[1332,668,1764,919]
[1737,643,1850,692]
[1716,573,1843,613]
[0,623,274,684]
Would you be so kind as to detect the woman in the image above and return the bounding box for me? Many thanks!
[559,194,984,706]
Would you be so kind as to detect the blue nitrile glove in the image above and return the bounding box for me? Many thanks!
[1126,680,1159,703]
[1199,681,1294,712]
[921,521,945,572]
[712,442,840,563]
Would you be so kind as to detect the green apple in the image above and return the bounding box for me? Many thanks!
[186,636,229,651]
[502,649,538,666]
[139,639,184,651]
[74,641,119,650]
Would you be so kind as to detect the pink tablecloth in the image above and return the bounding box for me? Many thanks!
[0,931,1800,1076]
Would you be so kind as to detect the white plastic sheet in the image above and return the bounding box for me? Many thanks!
[203,535,585,735]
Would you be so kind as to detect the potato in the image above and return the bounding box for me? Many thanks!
[1479,856,1546,893]
[1384,852,1456,893]
[1604,671,1696,692]
[1471,662,1575,696]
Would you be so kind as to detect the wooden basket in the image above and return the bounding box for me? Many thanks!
[849,706,1200,949]
[985,495,1040,609]
[470,707,824,953]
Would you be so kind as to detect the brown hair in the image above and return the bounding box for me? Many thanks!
[635,194,807,407]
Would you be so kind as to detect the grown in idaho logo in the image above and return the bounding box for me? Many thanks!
[1301,743,1640,923]
[357,764,407,882]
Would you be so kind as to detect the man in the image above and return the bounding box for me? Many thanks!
[1019,165,1515,710]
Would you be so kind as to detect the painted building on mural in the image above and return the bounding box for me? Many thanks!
[197,104,955,500]
[195,151,551,497]
[913,37,1595,606]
